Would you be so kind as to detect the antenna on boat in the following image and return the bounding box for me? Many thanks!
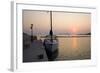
[49,11,53,42]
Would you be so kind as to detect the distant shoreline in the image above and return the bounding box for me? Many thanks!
[40,35,91,38]
[23,33,91,38]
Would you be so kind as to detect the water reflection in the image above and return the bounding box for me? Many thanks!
[72,37,77,49]
[56,36,91,60]
[42,36,91,60]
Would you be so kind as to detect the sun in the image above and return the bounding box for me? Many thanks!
[71,27,77,35]
[72,28,76,33]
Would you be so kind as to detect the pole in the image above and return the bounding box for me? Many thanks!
[31,24,33,42]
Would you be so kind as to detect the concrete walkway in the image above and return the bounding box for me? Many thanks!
[23,40,48,62]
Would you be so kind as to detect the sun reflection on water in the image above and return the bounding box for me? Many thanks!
[72,37,78,49]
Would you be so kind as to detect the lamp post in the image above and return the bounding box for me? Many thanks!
[30,24,33,42]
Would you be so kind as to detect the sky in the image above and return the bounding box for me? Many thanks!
[23,10,91,35]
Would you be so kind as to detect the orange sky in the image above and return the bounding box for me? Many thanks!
[23,10,91,35]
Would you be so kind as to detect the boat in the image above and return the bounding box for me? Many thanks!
[43,11,58,61]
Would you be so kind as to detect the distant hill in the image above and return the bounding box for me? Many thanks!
[85,33,91,35]
[77,32,91,35]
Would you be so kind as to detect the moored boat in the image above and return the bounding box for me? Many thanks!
[43,11,59,61]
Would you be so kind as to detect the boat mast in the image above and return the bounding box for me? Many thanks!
[50,11,53,42]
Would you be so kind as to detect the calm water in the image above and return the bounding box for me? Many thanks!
[41,36,91,60]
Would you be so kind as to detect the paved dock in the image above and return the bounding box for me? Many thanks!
[23,40,48,62]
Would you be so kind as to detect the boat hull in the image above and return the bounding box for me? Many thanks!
[44,39,58,61]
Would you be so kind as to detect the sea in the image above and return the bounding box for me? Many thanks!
[40,35,91,60]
